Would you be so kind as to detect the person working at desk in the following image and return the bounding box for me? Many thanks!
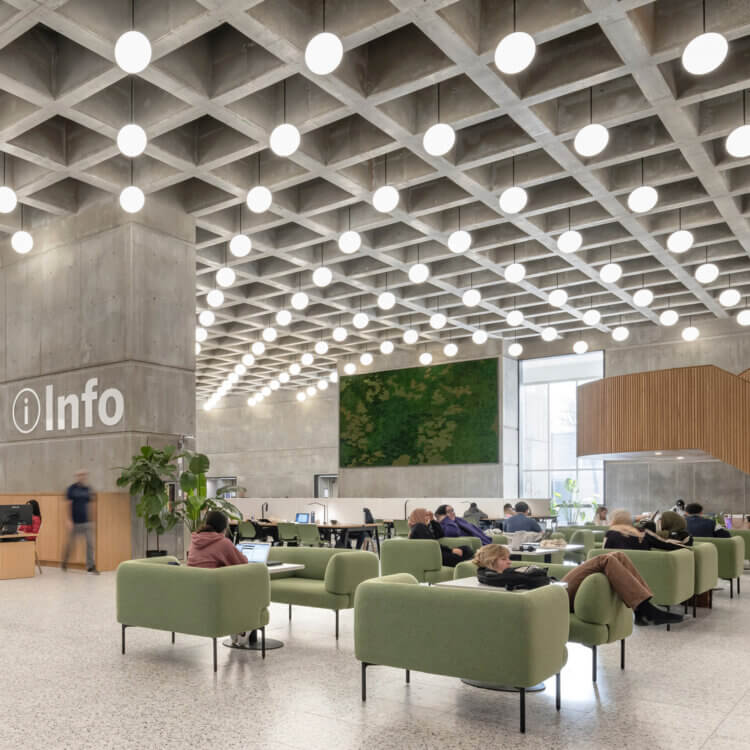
[435,504,491,545]
[473,544,683,626]
[502,502,542,533]
[18,499,41,541]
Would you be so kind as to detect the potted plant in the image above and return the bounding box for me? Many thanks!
[116,445,180,556]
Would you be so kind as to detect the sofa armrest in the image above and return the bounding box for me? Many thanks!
[439,536,481,552]
[325,551,380,596]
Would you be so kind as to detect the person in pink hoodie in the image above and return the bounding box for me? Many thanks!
[187,510,247,568]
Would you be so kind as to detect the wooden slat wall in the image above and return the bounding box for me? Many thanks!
[0,492,132,571]
[577,365,750,475]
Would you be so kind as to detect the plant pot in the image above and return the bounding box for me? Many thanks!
[146,549,168,558]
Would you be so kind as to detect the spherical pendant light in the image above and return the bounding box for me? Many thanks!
[291,291,309,310]
[270,379,280,390]
[682,325,700,342]
[198,310,215,327]
[247,397,256,407]
[403,328,418,345]
[329,371,339,383]
[423,123,455,156]
[246,186,272,213]
[627,185,658,213]
[314,340,329,355]
[117,123,147,157]
[612,326,629,342]
[289,363,301,376]
[276,309,292,326]
[508,342,523,357]
[667,229,693,253]
[195,326,207,342]
[719,288,741,307]
[352,312,369,330]
[332,326,348,342]
[472,329,488,345]
[599,262,622,284]
[557,229,582,254]
[262,326,277,343]
[206,289,224,308]
[119,185,144,213]
[574,123,609,157]
[312,266,332,287]
[377,291,396,310]
[269,123,300,157]
[504,262,526,284]
[408,262,430,284]
[305,32,343,75]
[582,309,601,326]
[548,288,568,307]
[360,352,373,366]
[443,342,458,357]
[114,30,152,74]
[195,342,201,355]
[737,309,750,326]
[380,340,394,355]
[338,230,361,254]
[506,309,524,327]
[695,262,719,284]
[301,352,314,366]
[632,288,654,307]
[296,391,306,402]
[11,230,32,254]
[682,32,728,75]
[0,185,17,213]
[373,185,399,213]
[659,309,679,327]
[203,401,213,411]
[242,353,255,367]
[419,351,433,366]
[462,288,482,307]
[430,312,447,330]
[279,371,290,383]
[448,229,471,254]
[317,379,328,391]
[234,363,247,376]
[251,341,266,356]
[216,266,236,287]
[573,340,589,354]
[343,362,356,375]
[726,124,750,158]
[230,234,251,257]
[494,31,536,74]
[541,326,557,342]
[499,186,528,214]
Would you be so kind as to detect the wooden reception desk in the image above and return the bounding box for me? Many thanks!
[0,534,36,579]
[0,493,132,572]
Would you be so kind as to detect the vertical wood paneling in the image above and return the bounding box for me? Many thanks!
[577,365,750,475]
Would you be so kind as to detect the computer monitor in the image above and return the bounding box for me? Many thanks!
[295,512,310,523]
[236,542,271,564]
[0,504,33,534]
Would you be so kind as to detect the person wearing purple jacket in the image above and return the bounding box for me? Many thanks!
[435,504,491,545]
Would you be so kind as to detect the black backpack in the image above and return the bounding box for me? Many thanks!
[477,565,554,591]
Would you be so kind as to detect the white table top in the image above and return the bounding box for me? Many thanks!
[435,576,568,591]
[509,543,584,555]
[268,562,304,574]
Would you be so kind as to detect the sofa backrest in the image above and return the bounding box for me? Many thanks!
[381,538,442,581]
[693,535,744,578]
[324,550,379,595]
[268,546,344,579]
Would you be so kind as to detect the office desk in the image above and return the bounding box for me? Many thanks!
[0,533,38,579]
[316,523,382,553]
[509,544,583,564]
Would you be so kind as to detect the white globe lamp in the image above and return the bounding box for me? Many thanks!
[462,288,481,307]
[0,186,17,213]
[269,123,300,157]
[504,262,526,283]
[377,291,396,310]
[423,123,455,156]
[315,340,329,355]
[499,186,527,214]
[612,326,629,342]
[548,288,568,307]
[312,266,332,287]
[682,325,700,342]
[719,288,741,307]
[574,123,609,157]
[557,230,582,254]
[443,342,458,357]
[360,352,373,366]
[289,363,301,376]
[11,230,33,254]
[276,309,292,326]
[114,31,152,74]
[246,186,272,213]
[627,185,658,213]
[198,310,215,327]
[472,329,488,345]
[573,340,589,354]
[430,312,447,329]
[251,341,265,356]
[448,229,471,254]
[600,262,622,283]
[408,262,430,284]
[508,342,523,357]
[541,326,557,342]
[726,124,750,158]
[682,32,728,75]
[373,185,399,213]
[494,32,536,74]
[632,288,654,307]
[242,353,255,367]
[667,229,693,253]
[659,309,679,327]
[117,124,147,157]
[583,309,601,326]
[695,262,719,284]
[262,326,277,342]
[301,352,314,366]
[344,362,356,375]
[380,340,394,355]
[332,326,348,342]
[305,32,343,75]
[195,326,207,343]
[119,185,144,213]
[206,289,224,308]
[506,309,524,327]
[419,351,433,366]
[736,309,750,326]
[352,312,369,330]
[403,328,418,345]
[291,291,309,310]
[230,234,251,257]
[216,266,236,287]
[338,230,361,254]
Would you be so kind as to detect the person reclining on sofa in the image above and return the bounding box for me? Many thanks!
[604,509,691,551]
[435,504,491,545]
[473,544,683,627]
[408,508,473,567]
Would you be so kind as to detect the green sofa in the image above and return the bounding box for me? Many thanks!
[267,546,379,638]
[693,536,744,598]
[116,556,270,672]
[440,535,481,553]
[380,538,454,583]
[565,530,595,564]
[354,574,568,733]
[455,560,632,682]
[688,542,719,615]
[729,529,750,562]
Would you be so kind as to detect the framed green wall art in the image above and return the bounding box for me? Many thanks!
[339,358,499,468]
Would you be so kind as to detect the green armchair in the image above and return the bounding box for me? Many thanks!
[267,546,378,638]
[693,536,744,598]
[380,538,453,584]
[236,520,257,542]
[566,530,595,564]
[729,529,750,562]
[276,522,301,546]
[354,574,568,733]
[440,535,481,552]
[689,542,719,615]
[116,556,270,672]
[392,519,410,538]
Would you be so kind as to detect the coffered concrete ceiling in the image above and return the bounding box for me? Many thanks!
[1,0,749,398]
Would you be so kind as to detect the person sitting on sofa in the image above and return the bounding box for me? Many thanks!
[604,509,690,551]
[408,508,473,567]
[473,544,683,626]
[593,506,608,526]
[684,503,730,538]
[435,504,491,545]
[502,501,542,533]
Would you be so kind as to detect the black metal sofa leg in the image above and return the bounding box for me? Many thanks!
[519,687,526,733]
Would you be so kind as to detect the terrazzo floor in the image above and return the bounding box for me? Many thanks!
[3,566,750,750]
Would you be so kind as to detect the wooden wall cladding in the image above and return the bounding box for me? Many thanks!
[577,365,750,475]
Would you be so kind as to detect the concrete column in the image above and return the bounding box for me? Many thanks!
[0,197,196,562]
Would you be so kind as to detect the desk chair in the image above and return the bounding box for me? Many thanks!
[236,521,257,543]
[297,523,324,547]
[392,519,410,538]
[277,522,301,546]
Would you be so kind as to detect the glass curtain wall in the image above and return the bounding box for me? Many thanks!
[519,352,604,522]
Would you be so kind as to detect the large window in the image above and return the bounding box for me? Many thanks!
[519,352,604,517]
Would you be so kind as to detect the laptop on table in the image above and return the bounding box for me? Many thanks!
[236,541,282,566]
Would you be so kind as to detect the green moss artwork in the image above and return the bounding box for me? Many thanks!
[339,358,499,468]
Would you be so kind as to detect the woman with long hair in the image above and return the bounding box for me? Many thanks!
[18,499,41,542]
[604,509,689,551]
